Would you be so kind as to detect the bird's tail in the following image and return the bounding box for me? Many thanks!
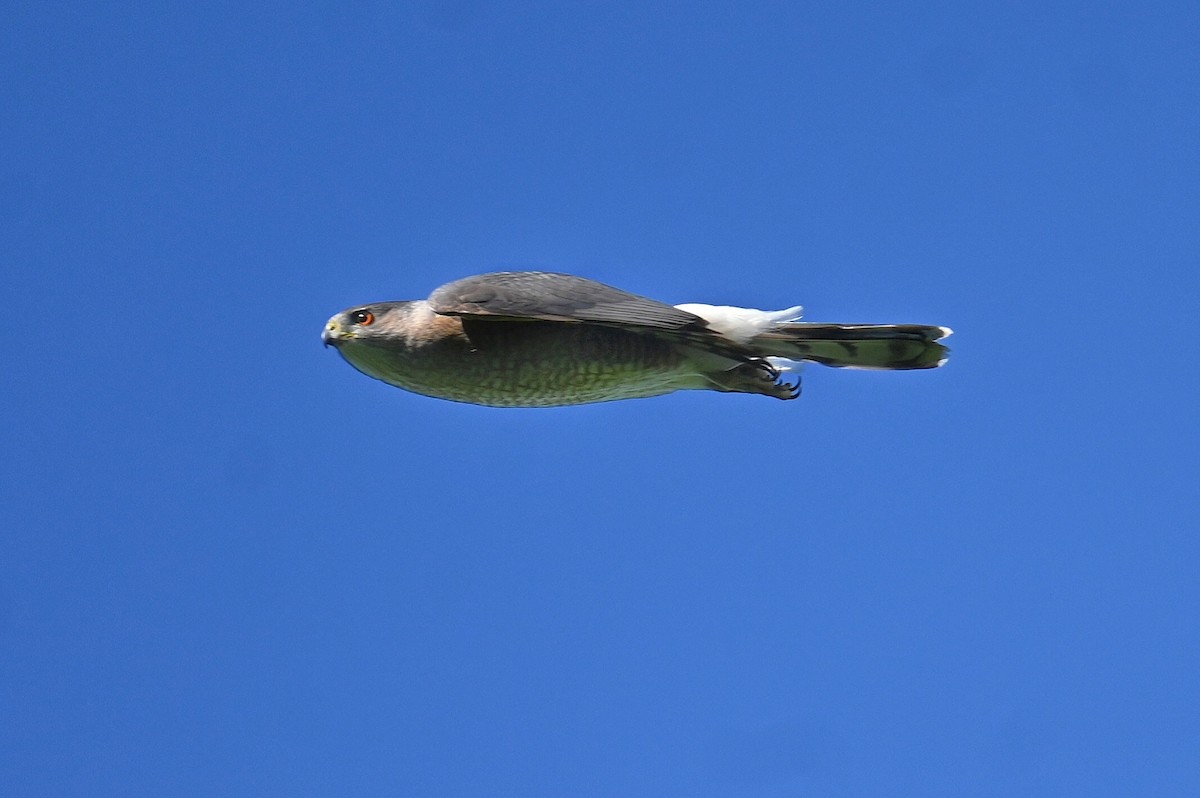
[753,323,952,369]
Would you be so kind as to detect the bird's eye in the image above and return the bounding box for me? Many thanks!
[351,309,375,326]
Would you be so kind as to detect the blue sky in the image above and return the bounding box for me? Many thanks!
[3,1,1198,795]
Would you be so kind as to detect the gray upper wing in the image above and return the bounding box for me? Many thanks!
[427,272,708,331]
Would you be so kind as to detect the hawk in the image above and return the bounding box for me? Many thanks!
[322,271,951,407]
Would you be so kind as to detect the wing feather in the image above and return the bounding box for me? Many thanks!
[428,272,706,331]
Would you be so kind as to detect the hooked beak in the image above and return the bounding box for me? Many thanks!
[322,320,341,348]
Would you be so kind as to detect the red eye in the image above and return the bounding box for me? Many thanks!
[352,309,375,326]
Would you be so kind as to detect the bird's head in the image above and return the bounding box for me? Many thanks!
[323,300,466,390]
[322,302,415,349]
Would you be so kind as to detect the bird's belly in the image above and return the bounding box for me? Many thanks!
[343,323,691,407]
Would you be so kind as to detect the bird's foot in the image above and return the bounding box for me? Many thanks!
[708,359,802,400]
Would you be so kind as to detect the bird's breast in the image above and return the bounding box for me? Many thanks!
[339,320,690,407]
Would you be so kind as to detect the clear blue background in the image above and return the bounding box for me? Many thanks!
[3,2,1197,795]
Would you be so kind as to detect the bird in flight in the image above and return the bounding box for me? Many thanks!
[322,271,951,407]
